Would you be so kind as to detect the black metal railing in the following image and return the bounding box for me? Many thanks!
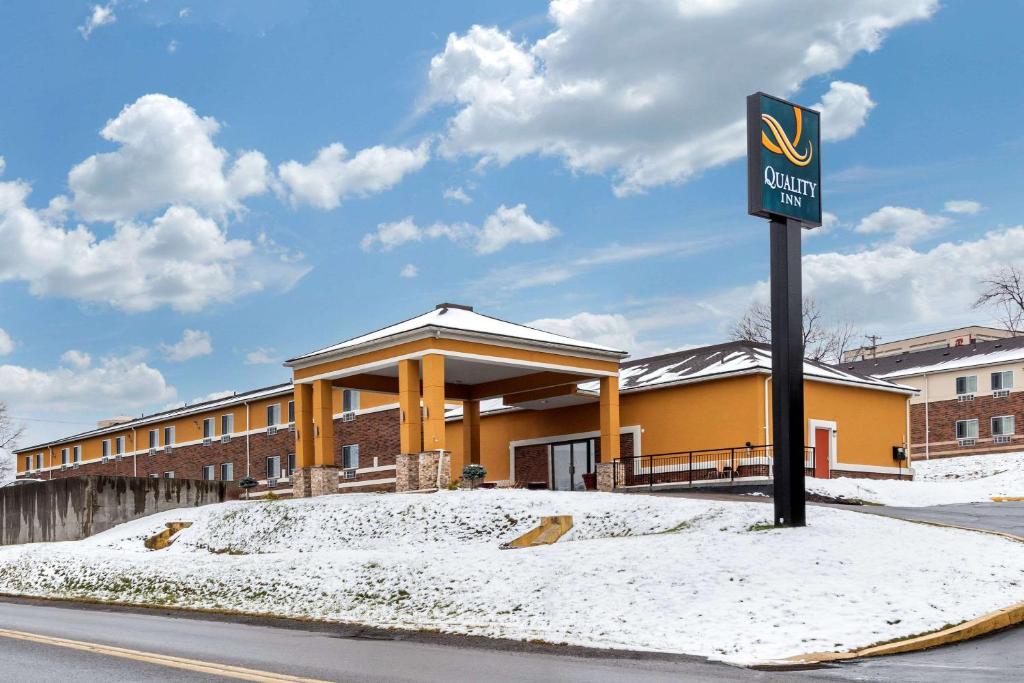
[612,444,814,489]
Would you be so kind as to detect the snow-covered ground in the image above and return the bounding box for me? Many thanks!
[807,451,1024,507]
[0,490,1022,664]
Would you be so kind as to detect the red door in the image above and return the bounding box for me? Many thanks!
[813,428,831,478]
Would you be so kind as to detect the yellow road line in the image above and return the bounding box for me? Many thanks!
[0,628,330,683]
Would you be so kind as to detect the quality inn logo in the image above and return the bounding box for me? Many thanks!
[761,105,812,167]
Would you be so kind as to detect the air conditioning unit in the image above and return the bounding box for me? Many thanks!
[994,435,1012,445]
[289,424,296,433]
[203,437,212,446]
[343,468,356,480]
[994,389,1010,398]
[148,447,157,456]
[61,464,69,471]
[958,394,975,402]
[101,456,109,464]
[221,435,231,444]
[957,438,977,447]
[267,426,278,436]
[342,412,356,422]
[72,463,80,469]
[164,445,173,455]
[267,478,277,488]
[114,455,122,462]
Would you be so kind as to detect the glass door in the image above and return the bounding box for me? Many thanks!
[550,439,594,491]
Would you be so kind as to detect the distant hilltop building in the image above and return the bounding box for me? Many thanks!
[842,326,1015,363]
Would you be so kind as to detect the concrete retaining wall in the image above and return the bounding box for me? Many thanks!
[0,476,230,545]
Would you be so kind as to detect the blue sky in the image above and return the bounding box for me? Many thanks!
[2,0,1023,444]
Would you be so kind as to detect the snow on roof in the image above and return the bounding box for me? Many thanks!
[287,304,626,364]
[841,335,1024,379]
[16,383,293,453]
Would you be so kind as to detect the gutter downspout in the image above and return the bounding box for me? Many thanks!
[763,376,771,445]
[245,401,251,477]
[923,372,930,460]
[47,446,53,480]
[131,427,137,477]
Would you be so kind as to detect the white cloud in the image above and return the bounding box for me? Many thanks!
[0,351,175,415]
[0,329,13,356]
[804,211,839,239]
[814,81,875,142]
[400,264,419,278]
[79,3,117,39]
[164,389,235,410]
[427,1,935,195]
[0,156,5,176]
[854,206,950,245]
[160,329,213,362]
[443,186,472,204]
[167,40,179,54]
[361,204,556,254]
[244,348,276,365]
[179,8,191,19]
[0,184,308,312]
[278,141,430,210]
[528,312,636,353]
[60,350,91,369]
[68,94,270,221]
[944,199,983,215]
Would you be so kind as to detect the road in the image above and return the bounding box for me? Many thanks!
[0,501,1019,682]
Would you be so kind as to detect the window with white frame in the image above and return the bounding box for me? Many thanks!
[266,404,281,426]
[164,426,175,445]
[992,415,1016,436]
[221,413,234,435]
[955,375,978,395]
[992,371,1014,391]
[35,453,43,470]
[286,453,296,475]
[148,473,159,479]
[149,429,159,448]
[202,465,215,480]
[24,455,31,471]
[220,462,234,481]
[164,471,174,478]
[956,419,979,439]
[203,417,215,439]
[287,400,295,423]
[266,455,281,479]
[61,448,69,465]
[101,440,111,457]
[73,445,81,463]
[342,389,360,413]
[342,444,359,469]
[115,436,124,454]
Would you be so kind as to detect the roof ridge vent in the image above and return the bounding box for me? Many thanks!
[435,302,474,312]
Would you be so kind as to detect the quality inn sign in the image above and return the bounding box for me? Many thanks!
[746,92,822,227]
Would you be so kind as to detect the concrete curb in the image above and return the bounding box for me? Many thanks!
[780,516,1024,666]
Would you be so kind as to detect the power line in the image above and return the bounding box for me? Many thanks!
[10,416,97,426]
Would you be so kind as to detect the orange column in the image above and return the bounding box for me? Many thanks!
[312,379,334,466]
[462,399,481,465]
[422,354,447,452]
[599,375,620,461]
[293,383,314,468]
[398,359,422,454]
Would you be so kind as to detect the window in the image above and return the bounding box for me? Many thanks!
[203,417,215,439]
[202,465,215,481]
[149,473,159,479]
[220,462,234,481]
[342,444,359,469]
[342,389,360,413]
[266,404,281,426]
[164,471,175,479]
[286,453,296,476]
[266,456,281,479]
[164,426,175,446]
[73,446,81,463]
[61,448,69,465]
[221,413,234,435]
[992,416,1016,436]
[102,440,111,457]
[956,419,979,439]
[955,375,978,395]
[287,400,295,423]
[115,436,125,455]
[35,453,43,470]
[992,371,1014,391]
[148,429,159,448]
[24,455,31,471]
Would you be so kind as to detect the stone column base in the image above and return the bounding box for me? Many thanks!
[396,451,451,492]
[396,453,419,492]
[596,462,616,492]
[292,466,339,498]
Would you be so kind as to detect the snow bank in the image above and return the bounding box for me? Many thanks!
[807,451,1024,507]
[0,490,1021,664]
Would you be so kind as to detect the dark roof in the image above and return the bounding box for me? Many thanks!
[838,334,1024,379]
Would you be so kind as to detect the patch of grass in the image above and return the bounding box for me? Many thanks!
[746,521,775,532]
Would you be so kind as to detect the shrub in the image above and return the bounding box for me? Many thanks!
[462,464,486,489]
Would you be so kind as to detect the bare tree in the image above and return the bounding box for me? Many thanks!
[974,265,1024,334]
[0,402,24,481]
[729,297,859,364]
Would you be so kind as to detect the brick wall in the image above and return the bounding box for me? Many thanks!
[910,393,1024,458]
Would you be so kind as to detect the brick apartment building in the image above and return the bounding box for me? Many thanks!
[841,332,1024,459]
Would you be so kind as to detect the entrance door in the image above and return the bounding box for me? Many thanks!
[551,440,594,491]
[813,427,831,478]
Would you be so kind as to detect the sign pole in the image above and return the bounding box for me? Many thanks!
[746,92,821,528]
[770,217,806,527]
